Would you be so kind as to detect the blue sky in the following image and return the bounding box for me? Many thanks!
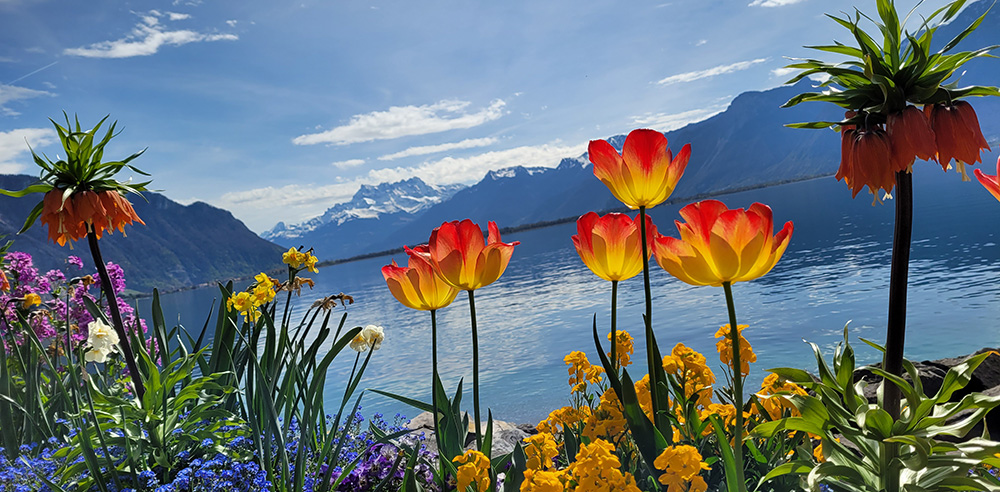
[0,0,963,232]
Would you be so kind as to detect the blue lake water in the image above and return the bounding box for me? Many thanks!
[139,166,1000,425]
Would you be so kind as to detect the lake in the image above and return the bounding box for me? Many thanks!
[139,166,1000,425]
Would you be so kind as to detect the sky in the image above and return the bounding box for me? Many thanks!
[0,0,968,233]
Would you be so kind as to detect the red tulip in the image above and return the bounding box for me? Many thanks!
[571,212,656,282]
[589,129,691,209]
[974,156,1000,202]
[428,220,519,290]
[925,101,991,180]
[887,105,937,171]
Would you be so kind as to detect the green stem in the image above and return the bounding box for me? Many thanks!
[723,281,748,492]
[639,206,660,425]
[87,227,145,401]
[468,289,483,451]
[611,279,618,374]
[430,309,445,475]
[883,170,912,492]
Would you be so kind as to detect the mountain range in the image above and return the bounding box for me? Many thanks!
[0,174,285,295]
[263,1,1000,261]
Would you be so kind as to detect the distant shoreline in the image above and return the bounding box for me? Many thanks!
[127,173,835,299]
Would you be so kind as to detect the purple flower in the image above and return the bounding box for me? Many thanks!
[94,262,127,295]
[67,255,84,269]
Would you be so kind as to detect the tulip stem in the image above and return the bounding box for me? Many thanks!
[639,206,661,427]
[467,289,483,451]
[611,279,618,374]
[430,309,445,475]
[87,227,145,401]
[722,281,748,492]
[883,170,912,492]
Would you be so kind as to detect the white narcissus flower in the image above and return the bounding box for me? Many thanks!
[84,319,119,363]
[350,324,385,352]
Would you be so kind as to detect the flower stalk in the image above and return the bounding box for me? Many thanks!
[86,227,144,400]
[468,289,483,451]
[639,205,661,427]
[722,281,747,492]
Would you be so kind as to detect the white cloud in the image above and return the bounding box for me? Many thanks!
[749,0,807,6]
[631,105,728,132]
[771,67,797,78]
[378,137,499,161]
[695,39,708,47]
[0,128,56,174]
[226,20,238,27]
[64,11,237,58]
[293,99,507,146]
[331,158,366,169]
[167,12,190,21]
[217,140,585,232]
[0,83,53,116]
[368,141,587,185]
[656,58,768,86]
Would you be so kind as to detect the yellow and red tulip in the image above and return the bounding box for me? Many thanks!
[589,129,691,209]
[652,200,793,287]
[382,245,460,311]
[974,156,1000,202]
[428,219,519,291]
[571,212,656,282]
[925,101,991,180]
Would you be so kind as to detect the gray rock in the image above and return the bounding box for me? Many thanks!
[406,411,532,456]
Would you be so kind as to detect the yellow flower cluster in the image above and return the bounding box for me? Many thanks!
[754,373,808,420]
[564,351,604,393]
[698,403,739,438]
[524,432,559,471]
[226,272,278,323]
[714,324,756,377]
[634,374,654,422]
[282,247,319,273]
[453,450,491,492]
[607,330,634,368]
[662,343,716,408]
[537,406,587,435]
[582,388,627,442]
[564,439,641,492]
[521,469,565,492]
[654,445,710,492]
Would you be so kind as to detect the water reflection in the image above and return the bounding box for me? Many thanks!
[140,170,1000,424]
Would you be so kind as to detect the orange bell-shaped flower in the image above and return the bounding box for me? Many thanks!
[837,125,898,199]
[653,200,793,287]
[589,129,691,210]
[428,219,519,291]
[382,245,460,311]
[925,101,991,180]
[974,156,1000,202]
[39,189,145,246]
[571,212,656,282]
[887,105,937,171]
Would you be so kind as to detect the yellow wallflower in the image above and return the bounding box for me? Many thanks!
[564,351,603,393]
[754,373,808,420]
[537,406,586,435]
[520,469,565,492]
[524,432,559,471]
[699,403,739,438]
[453,450,491,492]
[583,388,627,442]
[607,330,634,368]
[21,293,42,309]
[654,445,711,492]
[662,343,716,408]
[565,439,641,492]
[634,374,654,422]
[714,324,756,377]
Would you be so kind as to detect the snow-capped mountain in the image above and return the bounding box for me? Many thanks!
[261,177,463,254]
